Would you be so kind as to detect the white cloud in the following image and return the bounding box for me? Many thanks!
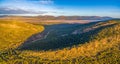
[39,0,54,5]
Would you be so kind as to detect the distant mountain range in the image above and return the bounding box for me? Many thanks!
[0,15,114,20]
[37,16,113,20]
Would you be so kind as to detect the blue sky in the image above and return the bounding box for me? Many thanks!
[0,0,120,18]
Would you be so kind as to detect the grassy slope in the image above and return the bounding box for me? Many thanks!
[19,23,97,50]
[0,20,44,51]
[20,21,116,51]
[0,20,120,64]
[20,20,120,63]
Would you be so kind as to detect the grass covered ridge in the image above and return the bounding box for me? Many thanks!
[0,20,44,51]
[22,20,120,60]
[0,20,120,64]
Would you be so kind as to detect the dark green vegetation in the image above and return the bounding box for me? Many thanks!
[19,21,117,51]
[0,20,120,64]
[19,23,97,50]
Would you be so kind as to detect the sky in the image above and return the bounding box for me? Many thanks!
[0,0,120,18]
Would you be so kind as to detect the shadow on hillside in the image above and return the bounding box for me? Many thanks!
[17,22,116,51]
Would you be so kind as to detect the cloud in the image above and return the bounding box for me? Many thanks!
[26,0,54,5]
[39,0,54,5]
[0,8,26,14]
[0,7,48,14]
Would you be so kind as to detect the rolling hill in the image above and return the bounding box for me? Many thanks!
[20,20,120,64]
[0,19,120,64]
[19,20,117,51]
[0,16,113,25]
[0,20,44,51]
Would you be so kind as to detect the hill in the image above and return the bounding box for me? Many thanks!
[0,20,44,51]
[19,21,117,50]
[0,20,120,64]
[20,20,120,63]
[0,16,113,20]
[0,16,113,25]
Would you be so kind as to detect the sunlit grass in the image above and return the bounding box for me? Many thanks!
[0,20,120,64]
[0,20,44,51]
[22,22,120,60]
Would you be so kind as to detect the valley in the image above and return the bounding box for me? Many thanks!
[0,17,120,64]
[0,0,119,63]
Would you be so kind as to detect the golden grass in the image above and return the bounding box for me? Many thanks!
[0,20,44,51]
[21,21,120,60]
